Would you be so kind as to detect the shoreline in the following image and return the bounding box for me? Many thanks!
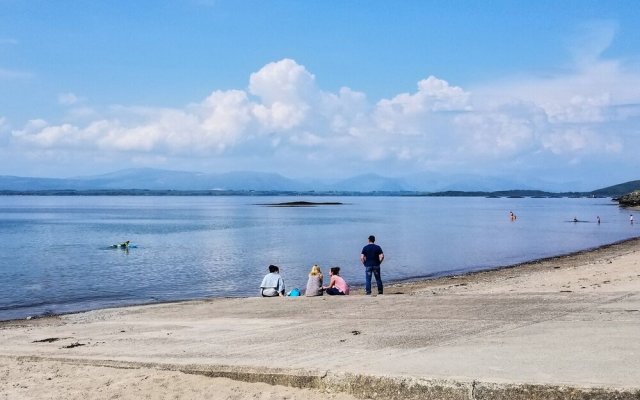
[3,235,639,324]
[380,235,640,294]
[1,235,639,398]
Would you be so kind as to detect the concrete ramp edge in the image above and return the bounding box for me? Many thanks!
[8,356,640,400]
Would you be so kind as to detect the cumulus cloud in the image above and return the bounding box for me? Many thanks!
[542,127,622,155]
[374,76,470,135]
[453,103,544,157]
[249,59,316,105]
[248,59,317,131]
[7,37,640,180]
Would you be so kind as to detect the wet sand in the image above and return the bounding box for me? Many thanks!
[1,237,640,399]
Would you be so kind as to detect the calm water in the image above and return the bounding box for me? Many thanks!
[0,196,637,321]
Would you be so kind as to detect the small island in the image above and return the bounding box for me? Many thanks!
[258,201,343,207]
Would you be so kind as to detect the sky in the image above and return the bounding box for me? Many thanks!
[1,0,639,189]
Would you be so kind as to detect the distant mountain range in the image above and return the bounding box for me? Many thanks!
[0,168,638,196]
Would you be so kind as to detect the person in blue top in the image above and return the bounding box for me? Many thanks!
[360,235,384,295]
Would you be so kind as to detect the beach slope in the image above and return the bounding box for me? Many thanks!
[2,239,640,399]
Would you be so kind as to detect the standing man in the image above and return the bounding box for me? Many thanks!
[360,235,384,295]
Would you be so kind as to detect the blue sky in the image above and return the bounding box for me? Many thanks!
[1,0,639,189]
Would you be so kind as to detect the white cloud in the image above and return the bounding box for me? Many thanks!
[252,101,309,131]
[12,119,49,137]
[248,59,317,131]
[7,37,640,181]
[454,106,542,157]
[374,76,471,135]
[199,90,253,148]
[322,87,369,135]
[249,58,317,105]
[542,127,622,155]
[550,94,611,123]
[568,20,618,67]
[58,93,80,106]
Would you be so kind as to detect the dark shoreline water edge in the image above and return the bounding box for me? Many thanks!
[0,189,620,198]
[382,235,640,286]
[3,236,638,324]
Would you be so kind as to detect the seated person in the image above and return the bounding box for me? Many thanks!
[305,264,323,296]
[324,267,349,295]
[260,265,285,297]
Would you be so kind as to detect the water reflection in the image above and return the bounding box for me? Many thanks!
[0,196,636,320]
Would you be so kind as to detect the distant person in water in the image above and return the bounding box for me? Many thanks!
[597,216,601,224]
[324,267,349,295]
[305,264,324,297]
[573,217,578,223]
[260,265,285,297]
[361,235,384,295]
[631,215,635,224]
[509,211,517,221]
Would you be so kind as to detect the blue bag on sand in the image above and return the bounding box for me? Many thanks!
[288,288,301,297]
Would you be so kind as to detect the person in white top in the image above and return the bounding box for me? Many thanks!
[260,265,285,297]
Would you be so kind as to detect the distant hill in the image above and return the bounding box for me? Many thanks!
[0,169,412,192]
[0,169,310,192]
[328,173,413,192]
[0,168,637,195]
[402,173,536,192]
[0,175,88,191]
[589,180,640,197]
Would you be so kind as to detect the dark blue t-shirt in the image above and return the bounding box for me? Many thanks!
[361,243,383,266]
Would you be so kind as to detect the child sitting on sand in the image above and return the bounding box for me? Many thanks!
[324,267,349,295]
[260,265,285,297]
[305,264,324,296]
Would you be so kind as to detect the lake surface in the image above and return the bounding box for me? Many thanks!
[0,196,637,321]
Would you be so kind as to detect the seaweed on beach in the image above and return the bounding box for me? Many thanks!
[32,337,62,343]
[62,342,86,349]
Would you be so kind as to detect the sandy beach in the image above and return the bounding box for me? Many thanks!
[2,237,640,399]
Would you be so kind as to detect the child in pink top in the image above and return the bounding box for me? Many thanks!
[324,267,349,295]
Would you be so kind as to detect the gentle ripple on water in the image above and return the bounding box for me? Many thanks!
[0,195,637,320]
